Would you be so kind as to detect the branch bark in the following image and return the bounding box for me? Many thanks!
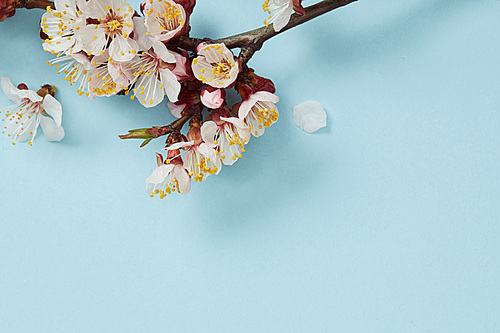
[18,0,53,10]
[215,0,357,49]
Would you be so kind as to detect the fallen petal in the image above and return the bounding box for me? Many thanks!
[292,100,327,133]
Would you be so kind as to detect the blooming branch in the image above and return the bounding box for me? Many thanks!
[178,0,357,62]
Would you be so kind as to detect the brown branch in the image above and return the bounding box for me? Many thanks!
[18,0,53,10]
[221,0,356,52]
[177,0,357,61]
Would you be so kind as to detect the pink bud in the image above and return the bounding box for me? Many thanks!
[200,86,225,109]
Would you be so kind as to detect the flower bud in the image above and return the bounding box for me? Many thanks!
[292,0,306,16]
[235,67,276,101]
[200,86,225,109]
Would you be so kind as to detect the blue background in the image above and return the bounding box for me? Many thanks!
[1,0,499,331]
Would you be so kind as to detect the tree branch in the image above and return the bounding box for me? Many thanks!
[216,0,357,49]
[18,0,53,10]
[177,0,357,62]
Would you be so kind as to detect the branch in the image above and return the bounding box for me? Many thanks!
[178,0,357,61]
[18,0,53,10]
[221,0,356,48]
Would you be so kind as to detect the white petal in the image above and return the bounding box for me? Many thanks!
[42,94,63,126]
[79,25,107,55]
[151,39,176,63]
[39,115,65,141]
[163,141,194,151]
[201,121,219,147]
[1,77,21,102]
[146,164,174,185]
[220,116,245,128]
[132,17,152,51]
[135,75,165,108]
[292,100,327,133]
[109,35,139,62]
[159,69,181,102]
[1,77,41,102]
[174,165,191,194]
[273,5,293,32]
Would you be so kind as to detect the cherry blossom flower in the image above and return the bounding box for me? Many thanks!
[237,91,279,137]
[1,78,64,145]
[86,50,135,97]
[292,100,327,133]
[143,0,186,42]
[123,17,180,107]
[201,109,250,166]
[200,86,225,109]
[46,51,95,98]
[78,0,139,61]
[146,152,191,198]
[164,127,221,182]
[0,0,16,22]
[192,43,239,88]
[41,0,83,55]
[262,0,305,32]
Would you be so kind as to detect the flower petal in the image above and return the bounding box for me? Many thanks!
[159,68,181,103]
[109,34,139,62]
[39,115,65,141]
[42,94,63,126]
[163,141,194,151]
[173,165,191,194]
[201,121,219,148]
[151,38,176,63]
[292,100,327,133]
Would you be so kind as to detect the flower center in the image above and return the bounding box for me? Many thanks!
[158,2,184,31]
[105,19,122,33]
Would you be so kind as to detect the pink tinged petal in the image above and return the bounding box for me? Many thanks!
[171,51,190,81]
[167,101,185,118]
[159,69,181,103]
[292,100,328,133]
[163,141,194,151]
[173,165,191,194]
[201,121,219,148]
[151,39,176,63]
[200,87,224,109]
[42,94,63,126]
[109,35,139,62]
[39,115,65,142]
[79,25,107,55]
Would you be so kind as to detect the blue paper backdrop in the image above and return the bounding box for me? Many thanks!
[1,0,499,331]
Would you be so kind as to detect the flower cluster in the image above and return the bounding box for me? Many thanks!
[41,0,191,106]
[146,57,280,198]
[38,0,281,197]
